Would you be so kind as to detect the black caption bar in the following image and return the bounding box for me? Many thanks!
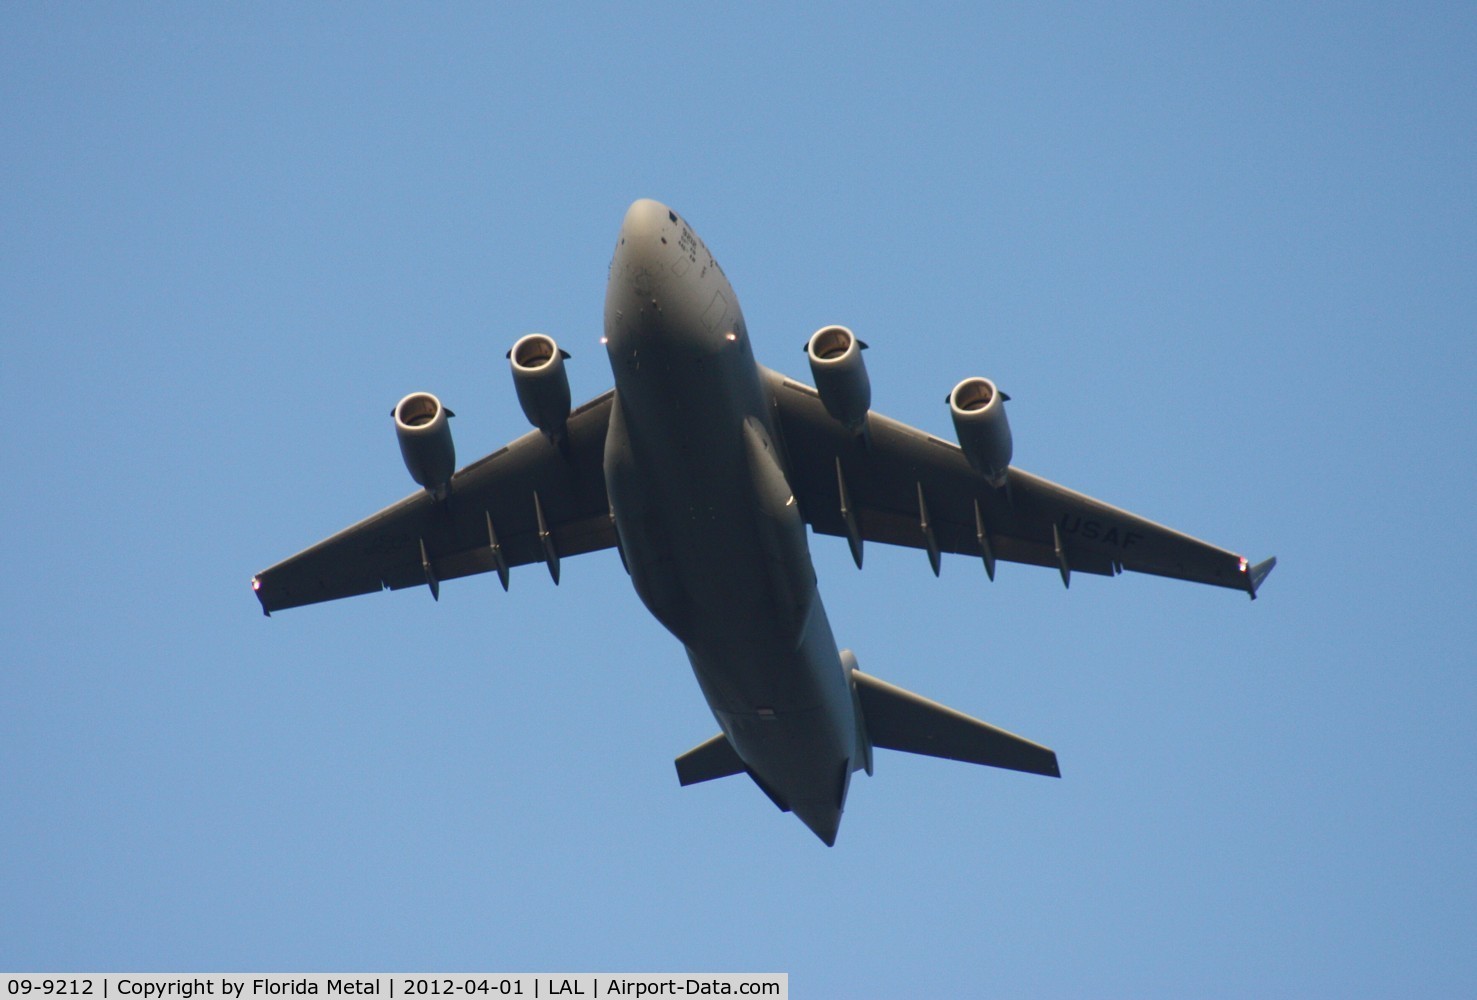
[1,976,787,1000]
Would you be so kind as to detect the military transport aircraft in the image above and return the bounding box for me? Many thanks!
[253,198,1275,845]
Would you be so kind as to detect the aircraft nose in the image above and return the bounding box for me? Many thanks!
[609,198,677,303]
[619,198,673,244]
[604,198,742,361]
[606,199,685,349]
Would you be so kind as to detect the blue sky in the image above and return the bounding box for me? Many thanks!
[3,3,1473,995]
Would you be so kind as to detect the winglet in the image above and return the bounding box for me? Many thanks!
[1244,556,1277,600]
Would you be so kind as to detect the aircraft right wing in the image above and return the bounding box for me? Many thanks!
[253,390,617,614]
[765,369,1275,597]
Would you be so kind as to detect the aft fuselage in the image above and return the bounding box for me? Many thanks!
[601,199,858,843]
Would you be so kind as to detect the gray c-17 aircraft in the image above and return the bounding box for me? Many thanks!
[253,198,1275,845]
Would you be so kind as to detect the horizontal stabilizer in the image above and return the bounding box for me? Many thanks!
[854,670,1060,778]
[674,733,746,786]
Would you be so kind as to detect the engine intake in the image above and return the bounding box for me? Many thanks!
[394,392,456,498]
[949,377,1012,486]
[510,333,571,442]
[806,325,870,434]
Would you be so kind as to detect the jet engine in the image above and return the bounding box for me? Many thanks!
[806,325,870,434]
[948,377,1012,486]
[509,333,571,442]
[394,391,456,498]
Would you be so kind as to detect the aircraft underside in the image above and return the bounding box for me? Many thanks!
[252,198,1273,846]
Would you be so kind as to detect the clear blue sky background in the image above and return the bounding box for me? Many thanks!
[3,4,1474,995]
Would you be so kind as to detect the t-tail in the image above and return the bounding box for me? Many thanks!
[674,650,1058,844]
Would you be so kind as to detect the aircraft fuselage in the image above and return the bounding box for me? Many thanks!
[601,200,858,843]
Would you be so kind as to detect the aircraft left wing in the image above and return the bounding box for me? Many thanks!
[765,370,1274,598]
[253,391,617,614]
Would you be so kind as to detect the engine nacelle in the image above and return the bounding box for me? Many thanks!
[509,333,571,442]
[949,377,1012,486]
[806,325,870,434]
[394,391,456,498]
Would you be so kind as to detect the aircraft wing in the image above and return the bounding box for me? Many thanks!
[765,370,1274,597]
[253,390,617,614]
